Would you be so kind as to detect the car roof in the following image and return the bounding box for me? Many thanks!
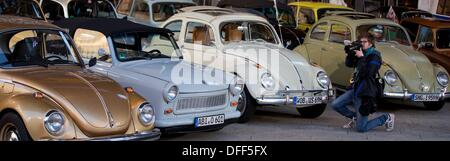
[48,0,112,5]
[402,17,450,28]
[175,6,266,23]
[0,16,59,32]
[144,0,196,4]
[321,14,399,27]
[288,2,352,10]
[53,18,172,36]
[217,0,292,11]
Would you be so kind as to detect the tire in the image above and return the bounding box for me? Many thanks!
[237,88,256,123]
[424,101,446,111]
[296,104,327,118]
[0,112,31,141]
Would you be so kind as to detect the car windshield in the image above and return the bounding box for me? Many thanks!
[255,7,296,27]
[317,8,353,19]
[112,32,181,62]
[68,0,116,18]
[152,2,194,22]
[220,21,278,45]
[0,0,45,20]
[0,29,80,68]
[357,24,411,46]
[436,29,450,49]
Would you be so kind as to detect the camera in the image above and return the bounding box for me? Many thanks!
[344,40,362,56]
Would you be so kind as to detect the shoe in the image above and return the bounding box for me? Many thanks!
[342,117,356,129]
[385,113,395,132]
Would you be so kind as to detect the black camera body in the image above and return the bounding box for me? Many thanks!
[344,40,362,55]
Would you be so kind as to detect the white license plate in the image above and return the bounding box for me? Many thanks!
[195,115,225,127]
[411,94,440,102]
[294,96,323,105]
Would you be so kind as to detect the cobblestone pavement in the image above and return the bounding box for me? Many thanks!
[161,101,450,141]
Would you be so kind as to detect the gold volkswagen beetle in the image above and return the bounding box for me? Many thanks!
[0,16,160,141]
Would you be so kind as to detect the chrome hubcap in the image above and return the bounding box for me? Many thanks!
[1,124,20,141]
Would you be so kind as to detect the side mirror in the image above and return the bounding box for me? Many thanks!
[88,57,97,67]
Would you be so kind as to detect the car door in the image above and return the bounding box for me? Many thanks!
[180,21,219,67]
[323,22,353,87]
[304,22,329,67]
[73,28,113,75]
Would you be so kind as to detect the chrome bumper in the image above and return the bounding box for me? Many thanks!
[383,90,450,101]
[255,88,335,105]
[45,129,161,141]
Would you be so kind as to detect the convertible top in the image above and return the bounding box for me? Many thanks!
[53,18,172,36]
[217,0,292,11]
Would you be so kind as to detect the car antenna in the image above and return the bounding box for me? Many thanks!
[273,0,284,46]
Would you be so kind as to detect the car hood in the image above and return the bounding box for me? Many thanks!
[9,67,131,137]
[117,59,231,93]
[378,43,436,92]
[223,42,321,90]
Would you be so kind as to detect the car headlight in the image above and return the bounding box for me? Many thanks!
[163,85,178,102]
[138,103,155,126]
[384,70,398,85]
[316,71,330,88]
[229,77,244,96]
[261,73,274,89]
[44,110,65,136]
[437,72,449,87]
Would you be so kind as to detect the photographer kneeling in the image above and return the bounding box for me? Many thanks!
[331,33,395,132]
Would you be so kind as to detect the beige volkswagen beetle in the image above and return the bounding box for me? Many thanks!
[0,16,160,141]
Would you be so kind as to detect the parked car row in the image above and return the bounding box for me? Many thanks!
[0,0,449,141]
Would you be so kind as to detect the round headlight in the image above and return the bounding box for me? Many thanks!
[229,77,244,96]
[261,73,274,89]
[163,85,179,102]
[384,70,398,85]
[316,71,330,88]
[437,72,449,87]
[138,103,155,126]
[44,111,65,136]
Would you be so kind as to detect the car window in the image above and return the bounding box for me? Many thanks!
[249,23,277,44]
[131,0,149,21]
[329,24,351,44]
[41,0,64,20]
[357,25,411,46]
[164,20,182,41]
[117,0,132,15]
[436,29,450,49]
[401,21,419,41]
[298,8,314,24]
[417,26,433,44]
[185,22,215,46]
[68,0,117,18]
[1,29,79,68]
[310,23,328,40]
[73,29,111,63]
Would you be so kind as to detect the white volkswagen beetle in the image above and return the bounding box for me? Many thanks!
[162,6,335,122]
[55,18,243,133]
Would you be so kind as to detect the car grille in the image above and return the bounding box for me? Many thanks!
[176,94,227,110]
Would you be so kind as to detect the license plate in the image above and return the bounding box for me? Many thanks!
[293,96,323,105]
[411,94,440,102]
[195,115,225,127]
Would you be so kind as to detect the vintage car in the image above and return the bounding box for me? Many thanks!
[0,16,160,141]
[54,18,242,132]
[288,2,353,32]
[163,6,334,122]
[116,0,195,27]
[217,0,305,50]
[0,0,46,20]
[400,17,450,73]
[39,0,117,21]
[369,6,432,22]
[294,12,450,110]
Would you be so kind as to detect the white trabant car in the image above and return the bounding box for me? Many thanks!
[162,6,335,122]
[39,0,118,20]
[116,0,195,27]
[55,18,242,133]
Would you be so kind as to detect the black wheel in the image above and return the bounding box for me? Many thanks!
[424,101,446,111]
[237,88,256,123]
[296,104,327,118]
[0,113,31,141]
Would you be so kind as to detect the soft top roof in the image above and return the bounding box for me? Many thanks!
[53,18,172,36]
